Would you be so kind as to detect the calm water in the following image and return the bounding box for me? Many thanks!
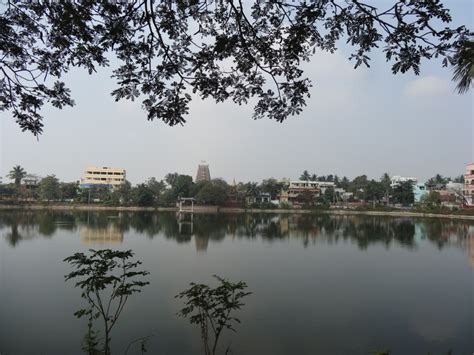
[0,210,472,355]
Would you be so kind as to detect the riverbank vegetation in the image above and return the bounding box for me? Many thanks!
[1,166,470,216]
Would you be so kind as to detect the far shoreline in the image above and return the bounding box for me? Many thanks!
[1,204,474,221]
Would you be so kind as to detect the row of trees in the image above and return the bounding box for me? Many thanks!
[1,166,286,207]
[1,166,465,207]
[298,170,465,206]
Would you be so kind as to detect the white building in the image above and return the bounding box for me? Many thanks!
[22,174,41,186]
[390,175,417,188]
[279,180,336,205]
[80,166,126,188]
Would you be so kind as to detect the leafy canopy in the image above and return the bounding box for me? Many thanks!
[1,1,471,135]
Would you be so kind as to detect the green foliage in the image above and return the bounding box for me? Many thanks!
[392,180,415,206]
[8,165,27,185]
[323,186,335,203]
[195,179,229,206]
[79,185,113,204]
[39,175,60,201]
[366,180,385,202]
[299,170,311,181]
[339,176,350,190]
[349,175,368,200]
[0,183,16,200]
[168,174,195,199]
[421,191,442,208]
[1,2,471,135]
[427,174,449,186]
[450,39,474,94]
[146,177,166,204]
[132,184,155,207]
[165,173,180,187]
[108,180,132,206]
[453,174,465,183]
[59,182,78,200]
[159,189,177,207]
[244,182,261,198]
[176,275,251,355]
[260,178,283,200]
[64,249,150,355]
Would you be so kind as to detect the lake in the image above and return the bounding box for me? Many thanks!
[0,210,472,355]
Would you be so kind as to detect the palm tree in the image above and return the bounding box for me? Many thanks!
[8,165,27,185]
[299,170,311,181]
[451,39,474,94]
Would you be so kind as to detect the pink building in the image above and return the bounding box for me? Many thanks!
[464,163,474,205]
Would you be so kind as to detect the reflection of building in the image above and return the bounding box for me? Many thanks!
[195,162,211,182]
[80,225,124,245]
[467,226,474,267]
[194,235,209,252]
[80,166,126,188]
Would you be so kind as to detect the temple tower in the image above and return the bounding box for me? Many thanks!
[195,161,211,182]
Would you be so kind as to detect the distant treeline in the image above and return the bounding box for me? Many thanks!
[0,165,465,208]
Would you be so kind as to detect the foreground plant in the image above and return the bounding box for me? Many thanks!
[176,275,251,355]
[64,249,150,355]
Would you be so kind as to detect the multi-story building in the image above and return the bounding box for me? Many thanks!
[195,162,211,182]
[22,174,41,187]
[413,183,428,202]
[279,180,336,205]
[390,175,417,188]
[391,175,430,203]
[463,163,474,205]
[80,166,126,188]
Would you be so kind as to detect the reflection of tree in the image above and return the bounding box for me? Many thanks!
[1,210,473,253]
[37,212,57,236]
[6,223,22,247]
[64,249,150,355]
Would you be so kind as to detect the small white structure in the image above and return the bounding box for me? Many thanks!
[390,175,417,188]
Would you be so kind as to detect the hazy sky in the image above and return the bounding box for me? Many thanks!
[1,1,473,185]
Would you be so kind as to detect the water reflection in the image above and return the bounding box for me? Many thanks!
[80,225,124,245]
[1,210,473,265]
[0,210,472,354]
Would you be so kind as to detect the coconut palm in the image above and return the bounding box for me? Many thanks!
[8,165,27,185]
[451,39,474,94]
[299,170,311,181]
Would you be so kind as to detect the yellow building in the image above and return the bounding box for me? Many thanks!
[80,166,126,188]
